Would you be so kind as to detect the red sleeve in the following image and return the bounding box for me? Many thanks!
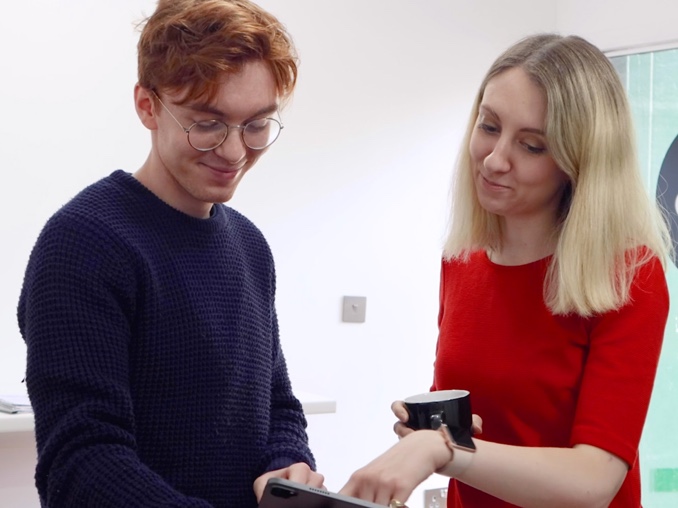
[570,257,669,466]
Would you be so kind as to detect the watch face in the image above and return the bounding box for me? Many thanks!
[446,425,476,451]
[434,421,476,452]
[657,133,678,268]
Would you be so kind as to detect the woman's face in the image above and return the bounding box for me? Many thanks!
[469,67,569,225]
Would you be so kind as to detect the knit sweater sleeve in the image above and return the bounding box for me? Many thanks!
[18,213,213,508]
[258,272,316,474]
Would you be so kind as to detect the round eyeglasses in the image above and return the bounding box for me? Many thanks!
[152,92,283,152]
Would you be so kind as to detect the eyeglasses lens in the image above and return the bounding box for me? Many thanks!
[188,119,281,151]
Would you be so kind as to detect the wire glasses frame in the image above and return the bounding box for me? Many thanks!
[151,91,283,152]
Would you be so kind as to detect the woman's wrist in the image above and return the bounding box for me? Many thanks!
[433,425,476,478]
[418,429,454,471]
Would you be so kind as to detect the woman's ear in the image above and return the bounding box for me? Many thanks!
[134,84,158,130]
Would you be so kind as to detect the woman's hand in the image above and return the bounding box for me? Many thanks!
[391,400,415,439]
[390,400,483,439]
[339,430,453,506]
[253,462,325,502]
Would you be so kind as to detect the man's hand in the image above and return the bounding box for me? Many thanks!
[253,462,325,502]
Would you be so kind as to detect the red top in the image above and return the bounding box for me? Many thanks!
[433,251,668,508]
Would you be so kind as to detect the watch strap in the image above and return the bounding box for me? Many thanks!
[436,423,475,478]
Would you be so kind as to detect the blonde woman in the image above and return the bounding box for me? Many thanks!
[341,33,671,508]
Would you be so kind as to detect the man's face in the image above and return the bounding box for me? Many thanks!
[135,60,279,218]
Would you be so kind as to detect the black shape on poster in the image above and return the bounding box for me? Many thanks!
[656,133,678,268]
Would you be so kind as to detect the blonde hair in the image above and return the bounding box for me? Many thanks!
[444,33,671,316]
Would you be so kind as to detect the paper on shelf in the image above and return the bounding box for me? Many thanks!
[0,395,32,414]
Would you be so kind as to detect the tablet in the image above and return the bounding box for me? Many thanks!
[258,478,385,508]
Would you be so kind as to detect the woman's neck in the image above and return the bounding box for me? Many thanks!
[489,216,559,266]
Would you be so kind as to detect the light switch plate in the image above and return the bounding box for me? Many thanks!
[424,487,447,508]
[342,296,366,323]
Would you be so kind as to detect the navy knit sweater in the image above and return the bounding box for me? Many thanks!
[18,170,315,507]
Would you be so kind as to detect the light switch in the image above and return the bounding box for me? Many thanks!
[342,296,366,323]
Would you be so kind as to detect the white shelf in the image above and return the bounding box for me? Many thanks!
[296,390,337,415]
[0,412,33,434]
[0,391,335,435]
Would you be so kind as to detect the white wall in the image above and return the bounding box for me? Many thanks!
[0,0,157,391]
[556,0,678,53]
[0,2,558,507]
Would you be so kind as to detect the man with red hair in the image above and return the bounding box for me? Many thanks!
[18,1,322,506]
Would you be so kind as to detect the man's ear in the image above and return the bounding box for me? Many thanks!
[134,84,158,130]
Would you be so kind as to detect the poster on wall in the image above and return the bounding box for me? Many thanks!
[657,134,678,262]
[610,47,678,507]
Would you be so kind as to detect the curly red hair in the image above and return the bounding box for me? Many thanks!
[137,0,298,103]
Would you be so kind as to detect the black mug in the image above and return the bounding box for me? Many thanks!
[403,389,475,451]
